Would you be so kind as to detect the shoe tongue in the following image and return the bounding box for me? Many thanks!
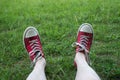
[35,51,40,55]
[78,46,85,52]
[34,51,42,60]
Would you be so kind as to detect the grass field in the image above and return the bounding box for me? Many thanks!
[0,0,120,80]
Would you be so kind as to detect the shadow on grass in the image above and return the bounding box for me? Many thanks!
[109,73,120,80]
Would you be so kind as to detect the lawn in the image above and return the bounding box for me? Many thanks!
[0,0,120,80]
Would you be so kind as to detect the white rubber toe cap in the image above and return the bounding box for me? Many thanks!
[23,27,38,38]
[79,23,93,33]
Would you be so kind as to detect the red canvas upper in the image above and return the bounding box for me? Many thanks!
[24,35,44,61]
[76,31,93,53]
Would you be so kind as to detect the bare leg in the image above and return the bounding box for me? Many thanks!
[75,52,101,80]
[26,58,47,80]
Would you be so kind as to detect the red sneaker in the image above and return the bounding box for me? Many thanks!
[72,23,93,65]
[23,27,44,66]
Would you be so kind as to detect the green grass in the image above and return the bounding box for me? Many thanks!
[0,0,120,80]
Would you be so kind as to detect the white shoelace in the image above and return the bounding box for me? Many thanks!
[80,35,89,47]
[72,35,90,65]
[29,39,42,66]
[29,39,40,56]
